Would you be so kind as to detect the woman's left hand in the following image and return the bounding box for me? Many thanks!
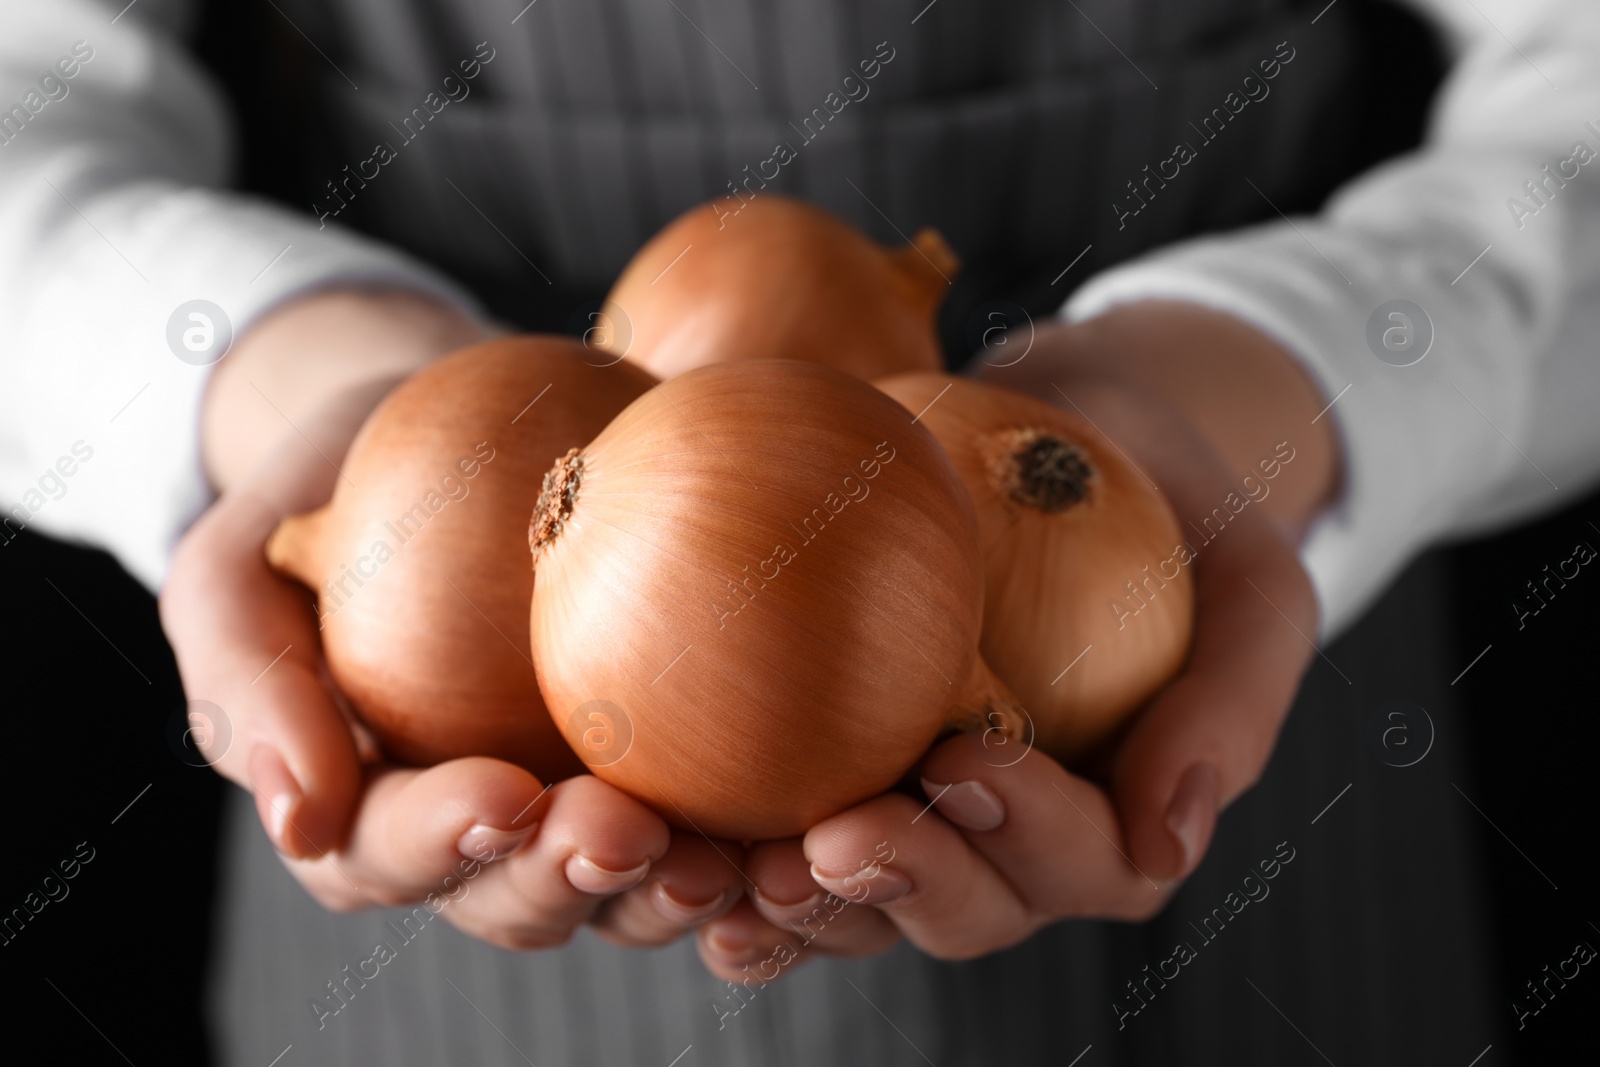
[695,305,1332,981]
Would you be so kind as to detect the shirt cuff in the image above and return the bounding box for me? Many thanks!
[10,187,484,592]
[1058,220,1516,639]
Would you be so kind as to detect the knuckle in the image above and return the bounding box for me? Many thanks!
[923,940,988,962]
[365,887,418,910]
[303,882,371,914]
[289,862,379,913]
[499,925,576,952]
[1115,892,1171,923]
[921,934,1006,962]
[1233,757,1267,797]
[1122,901,1162,923]
[913,922,1029,962]
[592,923,679,950]
[444,912,578,952]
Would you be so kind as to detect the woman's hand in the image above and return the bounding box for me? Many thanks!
[161,288,745,950]
[696,301,1336,977]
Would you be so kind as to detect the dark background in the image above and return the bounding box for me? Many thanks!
[1,489,1595,1064]
[3,1,1593,1061]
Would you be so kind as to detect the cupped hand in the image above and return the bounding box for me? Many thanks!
[699,304,1331,975]
[163,342,745,951]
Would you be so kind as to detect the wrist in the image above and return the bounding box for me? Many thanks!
[201,287,490,491]
[981,300,1341,539]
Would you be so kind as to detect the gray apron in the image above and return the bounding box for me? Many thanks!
[243,0,1440,329]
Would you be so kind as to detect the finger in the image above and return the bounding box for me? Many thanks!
[744,837,825,918]
[162,380,402,857]
[1112,505,1316,882]
[285,756,548,910]
[442,774,671,950]
[161,494,363,858]
[735,838,900,956]
[698,901,899,983]
[694,899,816,985]
[919,733,1171,921]
[590,831,746,947]
[802,792,1032,960]
[704,844,902,966]
[1047,384,1318,883]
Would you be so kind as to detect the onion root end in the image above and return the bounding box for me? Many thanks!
[530,448,584,557]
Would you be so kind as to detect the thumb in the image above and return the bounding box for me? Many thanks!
[162,496,363,859]
[1111,508,1318,882]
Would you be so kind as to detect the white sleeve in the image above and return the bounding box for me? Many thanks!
[1062,0,1600,638]
[0,0,482,591]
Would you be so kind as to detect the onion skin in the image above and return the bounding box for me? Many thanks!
[600,195,958,382]
[874,373,1195,764]
[266,336,656,781]
[529,360,1017,840]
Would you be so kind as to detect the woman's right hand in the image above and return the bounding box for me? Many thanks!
[159,289,745,949]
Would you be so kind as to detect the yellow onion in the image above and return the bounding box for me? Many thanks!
[599,195,958,382]
[266,336,656,781]
[874,373,1194,763]
[528,360,1021,840]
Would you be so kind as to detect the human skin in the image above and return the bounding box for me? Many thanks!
[164,288,746,949]
[162,291,1335,964]
[695,301,1337,979]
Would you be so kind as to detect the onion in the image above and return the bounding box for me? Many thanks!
[599,195,958,382]
[528,360,1022,840]
[266,336,656,781]
[874,373,1194,763]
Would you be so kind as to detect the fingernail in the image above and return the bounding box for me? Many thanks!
[652,882,729,925]
[249,745,304,856]
[809,861,912,905]
[1165,764,1219,880]
[457,822,538,863]
[922,777,1006,832]
[752,886,826,923]
[705,927,763,964]
[565,854,651,895]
